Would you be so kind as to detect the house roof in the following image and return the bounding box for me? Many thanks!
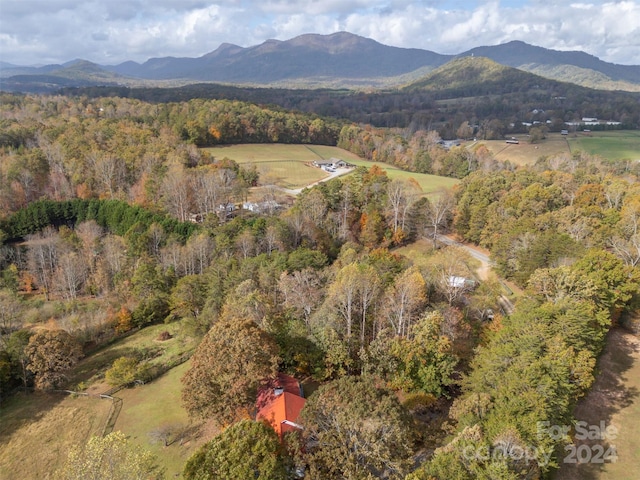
[257,391,306,438]
[256,373,303,412]
[256,373,306,438]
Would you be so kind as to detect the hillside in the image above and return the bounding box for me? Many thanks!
[461,40,640,91]
[402,56,554,95]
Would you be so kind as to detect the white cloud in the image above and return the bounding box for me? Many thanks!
[0,0,639,66]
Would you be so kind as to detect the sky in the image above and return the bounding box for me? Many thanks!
[0,0,639,67]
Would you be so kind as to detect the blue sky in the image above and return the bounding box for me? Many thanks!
[0,0,638,66]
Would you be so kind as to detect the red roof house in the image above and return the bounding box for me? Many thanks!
[256,373,306,438]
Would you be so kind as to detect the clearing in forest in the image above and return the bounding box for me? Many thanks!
[473,130,640,166]
[206,143,458,194]
[0,322,201,479]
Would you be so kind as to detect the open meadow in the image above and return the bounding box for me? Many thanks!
[113,360,213,478]
[474,130,640,166]
[0,321,204,479]
[206,143,459,195]
[0,392,112,480]
[206,143,332,189]
[568,130,640,161]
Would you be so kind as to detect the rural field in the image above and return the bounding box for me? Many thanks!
[569,130,640,161]
[0,321,205,479]
[206,143,459,194]
[475,130,640,166]
[112,360,214,478]
[0,392,112,479]
[206,143,335,189]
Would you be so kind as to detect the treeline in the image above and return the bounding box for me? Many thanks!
[411,249,637,478]
[405,161,640,479]
[338,124,505,178]
[0,198,198,242]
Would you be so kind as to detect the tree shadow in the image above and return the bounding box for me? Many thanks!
[552,327,640,480]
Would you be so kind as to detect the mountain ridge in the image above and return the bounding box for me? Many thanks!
[1,32,639,92]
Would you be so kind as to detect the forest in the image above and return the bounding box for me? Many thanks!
[60,68,640,137]
[0,93,639,479]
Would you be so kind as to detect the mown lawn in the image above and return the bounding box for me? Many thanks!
[113,360,214,478]
[569,130,640,161]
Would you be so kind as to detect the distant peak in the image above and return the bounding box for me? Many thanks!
[202,42,244,59]
[218,42,242,50]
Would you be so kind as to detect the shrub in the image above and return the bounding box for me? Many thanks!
[105,356,138,387]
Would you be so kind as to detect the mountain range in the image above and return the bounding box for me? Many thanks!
[2,32,640,93]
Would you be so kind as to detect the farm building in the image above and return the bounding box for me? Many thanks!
[312,158,355,171]
[243,200,281,214]
[447,276,477,290]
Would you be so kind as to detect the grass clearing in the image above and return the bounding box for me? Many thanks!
[345,158,459,195]
[474,134,570,166]
[206,143,458,195]
[569,130,640,161]
[471,130,640,167]
[0,321,200,478]
[71,321,196,391]
[206,144,332,189]
[0,392,112,479]
[113,360,213,478]
[393,238,435,264]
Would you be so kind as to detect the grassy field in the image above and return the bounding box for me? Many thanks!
[206,144,332,189]
[113,360,213,478]
[206,143,459,194]
[475,134,570,166]
[0,321,202,478]
[569,130,640,161]
[474,130,640,167]
[71,321,197,391]
[346,157,459,195]
[0,392,112,479]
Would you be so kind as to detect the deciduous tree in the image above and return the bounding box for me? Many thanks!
[183,420,288,480]
[299,376,415,479]
[25,329,82,389]
[181,316,279,423]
